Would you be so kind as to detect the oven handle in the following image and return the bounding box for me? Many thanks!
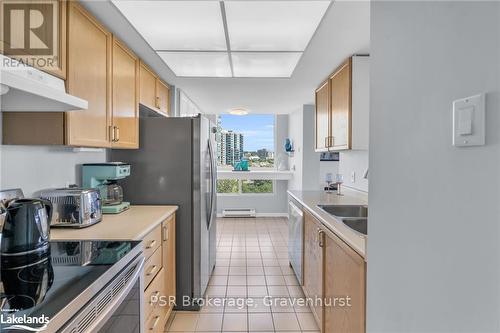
[85,256,145,333]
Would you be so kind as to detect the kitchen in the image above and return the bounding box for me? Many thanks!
[1,1,499,333]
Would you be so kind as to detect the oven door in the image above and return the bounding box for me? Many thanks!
[61,255,145,333]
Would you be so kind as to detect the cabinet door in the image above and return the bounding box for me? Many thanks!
[315,80,330,151]
[156,80,170,116]
[323,228,366,333]
[0,0,67,79]
[66,2,111,147]
[139,62,158,111]
[329,58,352,150]
[162,216,176,319]
[111,38,139,149]
[303,211,324,329]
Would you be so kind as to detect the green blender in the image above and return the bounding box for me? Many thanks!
[82,163,131,214]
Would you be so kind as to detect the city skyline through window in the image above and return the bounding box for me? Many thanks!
[216,114,275,169]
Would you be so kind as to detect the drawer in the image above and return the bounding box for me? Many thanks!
[143,225,162,260]
[144,247,162,288]
[144,268,165,321]
[144,305,165,333]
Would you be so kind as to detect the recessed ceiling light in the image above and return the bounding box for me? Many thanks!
[157,52,232,77]
[232,52,302,78]
[229,108,249,116]
[112,1,226,50]
[225,1,330,51]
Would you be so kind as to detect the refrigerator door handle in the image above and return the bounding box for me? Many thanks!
[207,139,215,229]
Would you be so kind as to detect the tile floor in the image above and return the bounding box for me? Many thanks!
[165,217,319,333]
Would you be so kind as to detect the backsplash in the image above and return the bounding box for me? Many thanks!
[339,150,368,192]
[0,145,106,196]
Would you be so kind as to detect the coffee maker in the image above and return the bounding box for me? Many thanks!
[82,163,131,214]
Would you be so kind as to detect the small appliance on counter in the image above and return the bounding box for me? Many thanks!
[0,188,52,257]
[82,162,131,214]
[39,187,102,228]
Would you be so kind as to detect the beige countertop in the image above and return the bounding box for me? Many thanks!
[51,205,178,241]
[287,188,368,259]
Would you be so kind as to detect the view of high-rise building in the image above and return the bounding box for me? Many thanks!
[216,114,275,169]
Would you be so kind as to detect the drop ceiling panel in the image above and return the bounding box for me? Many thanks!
[112,1,226,50]
[225,1,330,51]
[232,52,302,77]
[158,52,232,77]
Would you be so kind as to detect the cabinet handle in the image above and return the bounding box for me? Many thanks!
[156,96,160,109]
[115,126,120,142]
[163,225,168,241]
[318,229,325,248]
[109,125,115,142]
[149,291,161,305]
[146,264,158,276]
[330,136,334,147]
[324,137,329,148]
[149,316,160,331]
[146,240,157,249]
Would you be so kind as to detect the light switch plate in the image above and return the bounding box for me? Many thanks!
[453,93,485,147]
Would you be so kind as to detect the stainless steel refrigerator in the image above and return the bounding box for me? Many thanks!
[111,115,217,310]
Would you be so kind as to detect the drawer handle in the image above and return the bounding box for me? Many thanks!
[149,316,160,331]
[146,265,158,276]
[146,240,157,249]
[318,229,325,248]
[149,291,161,305]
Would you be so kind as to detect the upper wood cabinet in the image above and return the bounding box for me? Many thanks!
[315,80,330,151]
[65,1,112,147]
[315,55,369,152]
[329,59,352,150]
[156,80,171,116]
[139,62,158,111]
[111,37,139,149]
[139,61,171,117]
[0,0,67,79]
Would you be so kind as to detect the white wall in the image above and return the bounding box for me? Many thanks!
[0,145,106,196]
[368,2,500,332]
[288,105,321,191]
[339,151,368,192]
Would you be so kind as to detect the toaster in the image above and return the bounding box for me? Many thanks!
[39,188,102,228]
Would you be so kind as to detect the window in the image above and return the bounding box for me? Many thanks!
[216,114,275,194]
[216,114,275,169]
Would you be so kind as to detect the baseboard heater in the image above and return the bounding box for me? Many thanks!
[222,209,256,218]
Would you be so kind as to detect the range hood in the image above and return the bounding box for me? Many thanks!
[0,55,88,112]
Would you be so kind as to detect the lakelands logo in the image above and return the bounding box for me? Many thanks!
[1,0,59,69]
[1,314,50,332]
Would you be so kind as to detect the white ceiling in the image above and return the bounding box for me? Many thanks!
[82,0,370,114]
[112,0,330,78]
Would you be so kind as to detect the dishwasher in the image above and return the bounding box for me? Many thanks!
[288,199,304,285]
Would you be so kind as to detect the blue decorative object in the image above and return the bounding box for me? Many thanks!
[233,159,249,171]
[284,138,294,152]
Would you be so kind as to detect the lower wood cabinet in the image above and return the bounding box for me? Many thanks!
[303,211,324,326]
[140,214,176,332]
[302,210,366,333]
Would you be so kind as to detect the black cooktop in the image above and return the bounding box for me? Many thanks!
[0,240,140,331]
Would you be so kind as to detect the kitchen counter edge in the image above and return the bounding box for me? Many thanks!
[51,205,178,241]
[287,190,367,259]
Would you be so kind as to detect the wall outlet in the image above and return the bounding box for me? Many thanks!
[351,171,356,183]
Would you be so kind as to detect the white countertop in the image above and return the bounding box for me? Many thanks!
[51,205,178,241]
[287,188,368,258]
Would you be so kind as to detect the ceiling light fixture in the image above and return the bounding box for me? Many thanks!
[229,108,249,116]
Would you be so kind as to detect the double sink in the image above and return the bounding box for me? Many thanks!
[317,205,368,235]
